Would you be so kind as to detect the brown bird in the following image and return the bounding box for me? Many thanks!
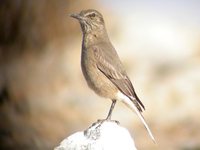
[70,9,155,142]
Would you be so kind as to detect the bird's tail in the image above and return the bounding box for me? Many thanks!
[122,96,156,143]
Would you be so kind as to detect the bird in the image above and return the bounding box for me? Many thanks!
[70,9,155,143]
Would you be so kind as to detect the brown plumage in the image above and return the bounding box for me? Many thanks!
[94,45,145,112]
[70,9,155,143]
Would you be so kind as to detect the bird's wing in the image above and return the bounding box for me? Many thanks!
[93,45,145,112]
[93,45,156,143]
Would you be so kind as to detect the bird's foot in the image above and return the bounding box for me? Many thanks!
[97,119,120,125]
[94,119,120,130]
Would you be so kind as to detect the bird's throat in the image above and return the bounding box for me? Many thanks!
[83,31,109,48]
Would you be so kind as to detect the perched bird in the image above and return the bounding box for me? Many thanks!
[70,9,155,142]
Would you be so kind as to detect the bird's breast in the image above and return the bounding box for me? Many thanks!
[81,46,118,99]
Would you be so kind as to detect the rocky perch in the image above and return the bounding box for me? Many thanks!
[54,121,137,150]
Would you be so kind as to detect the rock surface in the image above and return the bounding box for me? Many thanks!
[55,121,137,150]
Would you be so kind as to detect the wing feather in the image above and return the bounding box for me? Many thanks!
[93,46,145,111]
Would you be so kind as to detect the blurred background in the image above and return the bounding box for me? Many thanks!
[0,0,200,149]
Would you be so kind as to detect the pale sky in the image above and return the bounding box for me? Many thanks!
[100,0,200,24]
[99,0,200,62]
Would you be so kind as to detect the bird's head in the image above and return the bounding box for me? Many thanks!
[70,9,105,34]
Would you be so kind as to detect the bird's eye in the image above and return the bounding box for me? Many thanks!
[89,13,96,18]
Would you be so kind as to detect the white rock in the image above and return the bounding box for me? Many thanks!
[54,121,137,150]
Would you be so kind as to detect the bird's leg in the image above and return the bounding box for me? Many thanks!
[105,99,116,120]
[96,99,118,128]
